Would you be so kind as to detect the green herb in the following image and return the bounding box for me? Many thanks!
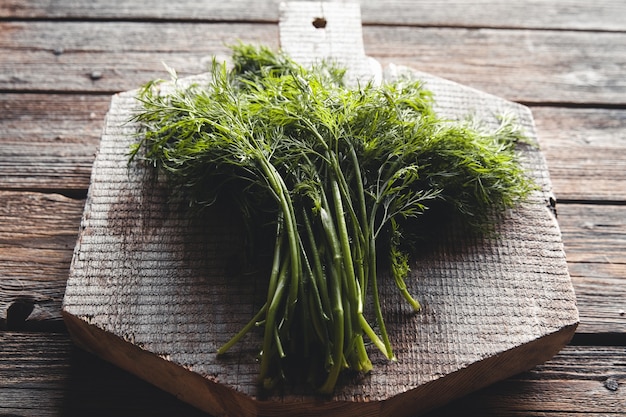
[130,44,534,394]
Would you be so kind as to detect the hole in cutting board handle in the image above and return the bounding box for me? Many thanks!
[312,17,327,29]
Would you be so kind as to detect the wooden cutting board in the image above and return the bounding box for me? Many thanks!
[62,3,579,416]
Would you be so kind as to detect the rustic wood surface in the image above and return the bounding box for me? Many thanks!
[1,0,624,416]
[59,4,579,414]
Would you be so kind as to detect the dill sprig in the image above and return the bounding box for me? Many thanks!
[130,44,534,394]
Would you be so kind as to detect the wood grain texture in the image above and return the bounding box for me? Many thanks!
[569,263,626,335]
[61,6,578,413]
[559,204,626,265]
[0,94,108,192]
[1,21,624,105]
[433,344,626,415]
[0,191,83,330]
[558,204,626,335]
[0,21,279,93]
[364,27,626,106]
[0,1,624,416]
[0,331,208,417]
[534,107,626,202]
[1,331,623,417]
[0,94,108,143]
[1,0,624,32]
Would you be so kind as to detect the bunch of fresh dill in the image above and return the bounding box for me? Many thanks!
[130,44,533,394]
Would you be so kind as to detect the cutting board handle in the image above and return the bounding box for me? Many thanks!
[279,1,382,85]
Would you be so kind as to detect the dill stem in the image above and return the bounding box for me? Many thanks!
[301,208,331,320]
[318,205,346,394]
[330,179,362,315]
[318,262,345,395]
[368,230,395,360]
[349,145,371,294]
[257,157,301,322]
[259,255,289,385]
[217,302,268,355]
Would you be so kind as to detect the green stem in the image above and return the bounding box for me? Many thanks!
[301,208,331,321]
[367,232,395,360]
[353,333,373,373]
[330,178,362,314]
[348,145,370,294]
[217,302,268,355]
[259,255,290,383]
[358,315,395,361]
[257,156,301,323]
[395,278,421,312]
[318,205,346,394]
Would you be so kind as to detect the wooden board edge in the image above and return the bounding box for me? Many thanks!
[381,321,579,417]
[61,307,383,416]
[62,304,578,417]
[61,309,257,417]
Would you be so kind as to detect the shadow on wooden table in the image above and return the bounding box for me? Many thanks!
[59,344,526,417]
[61,346,207,417]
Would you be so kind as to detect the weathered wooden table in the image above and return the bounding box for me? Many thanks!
[1,1,625,416]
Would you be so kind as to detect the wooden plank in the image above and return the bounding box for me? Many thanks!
[533,107,626,202]
[533,107,626,150]
[0,25,278,93]
[0,93,106,192]
[557,203,626,335]
[0,0,624,32]
[0,191,83,331]
[559,204,626,265]
[1,331,623,416]
[1,21,625,105]
[569,262,626,335]
[0,93,108,143]
[364,26,626,106]
[0,21,277,53]
[433,345,626,415]
[0,140,96,193]
[539,147,626,203]
[0,332,208,417]
[357,0,626,31]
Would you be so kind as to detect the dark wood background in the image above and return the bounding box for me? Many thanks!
[1,1,624,415]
